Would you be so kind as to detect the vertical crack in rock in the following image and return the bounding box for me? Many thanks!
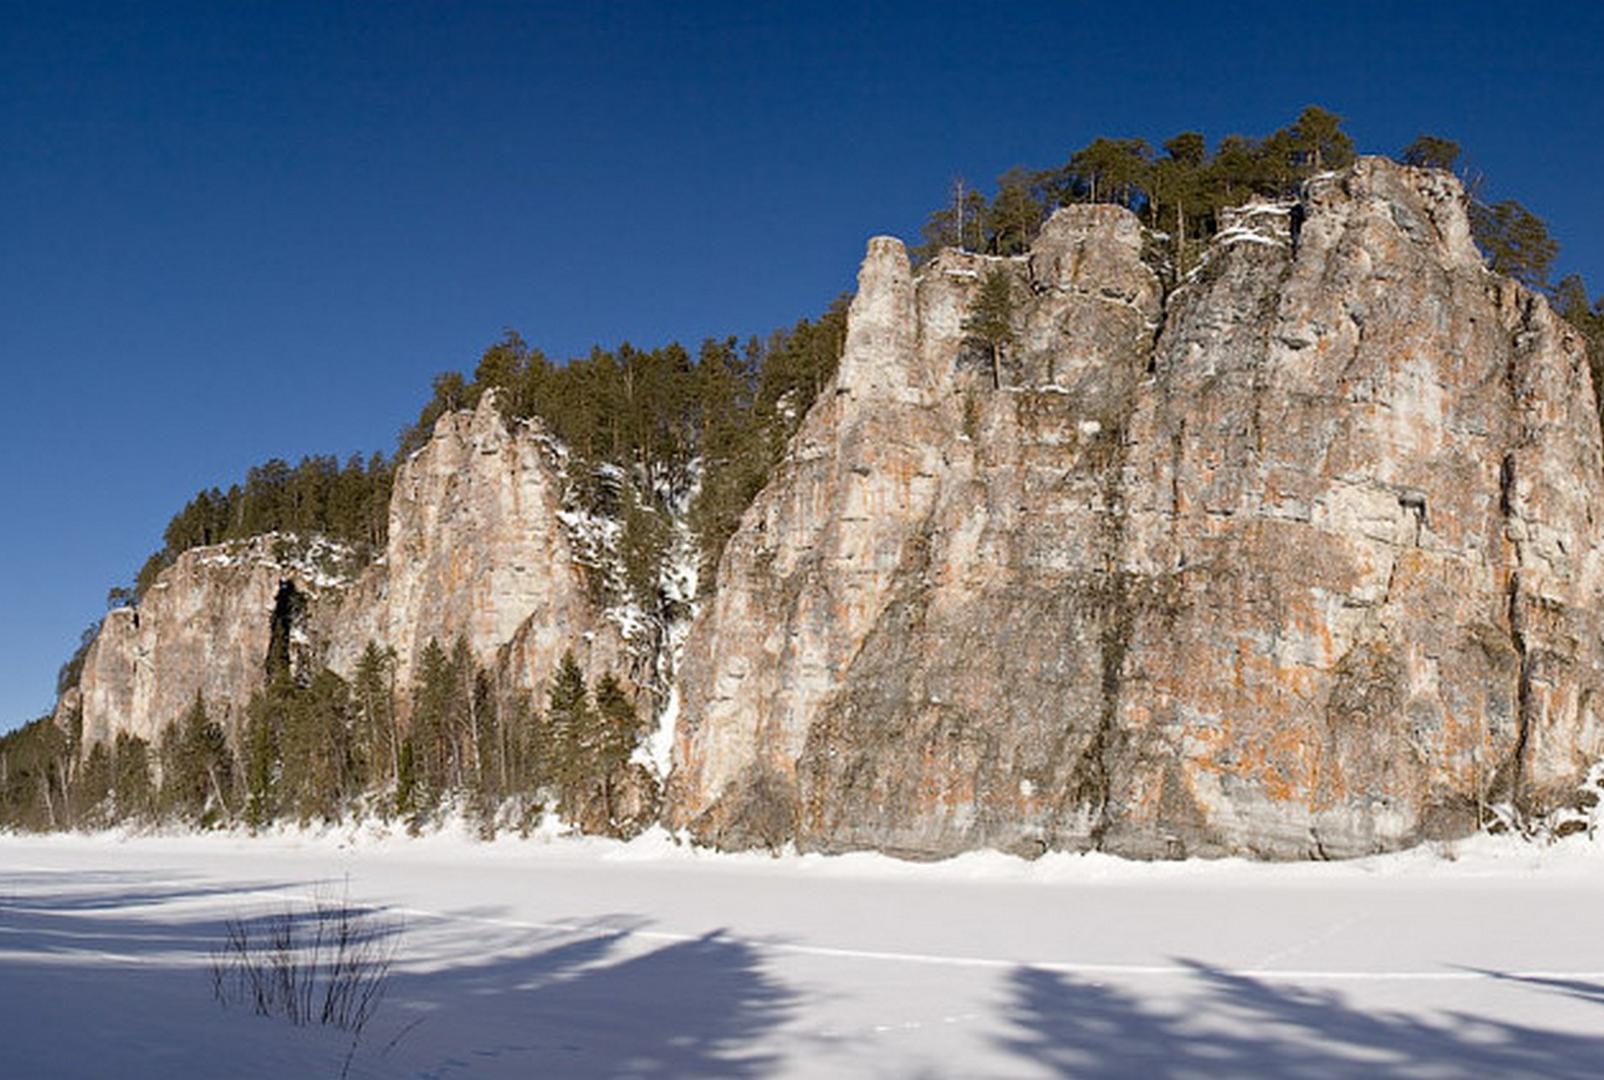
[1074,570,1128,849]
[264,580,306,684]
[1501,564,1534,809]
[1070,403,1142,851]
[1493,450,1528,811]
[1494,288,1543,815]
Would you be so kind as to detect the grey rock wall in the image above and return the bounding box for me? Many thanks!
[668,158,1604,859]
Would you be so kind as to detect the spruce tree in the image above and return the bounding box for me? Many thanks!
[76,742,113,827]
[166,692,231,825]
[395,736,418,821]
[411,639,460,803]
[241,689,281,830]
[353,640,398,792]
[545,650,593,816]
[592,673,641,827]
[112,733,153,821]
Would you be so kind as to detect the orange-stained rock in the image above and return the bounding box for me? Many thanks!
[669,158,1604,858]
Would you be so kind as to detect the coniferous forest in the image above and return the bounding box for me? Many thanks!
[5,106,1603,836]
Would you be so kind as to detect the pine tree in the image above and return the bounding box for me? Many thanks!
[985,167,1046,255]
[916,178,988,260]
[1400,135,1461,173]
[1289,105,1355,174]
[1064,138,1151,207]
[964,268,1018,390]
[1470,199,1559,290]
[1556,275,1604,427]
[1154,133,1208,277]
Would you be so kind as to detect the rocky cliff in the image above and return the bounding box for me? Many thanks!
[668,158,1604,859]
[72,535,359,748]
[320,393,638,704]
[71,393,640,755]
[62,157,1604,860]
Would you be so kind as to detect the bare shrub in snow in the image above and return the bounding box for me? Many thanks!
[210,886,402,1069]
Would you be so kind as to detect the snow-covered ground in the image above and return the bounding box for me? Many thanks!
[5,827,1604,1078]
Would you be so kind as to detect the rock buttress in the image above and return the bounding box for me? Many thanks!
[670,158,1604,859]
[671,208,1164,856]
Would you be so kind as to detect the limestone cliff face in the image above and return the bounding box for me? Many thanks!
[669,158,1604,858]
[63,156,1604,860]
[73,393,636,751]
[74,536,356,749]
[338,393,635,703]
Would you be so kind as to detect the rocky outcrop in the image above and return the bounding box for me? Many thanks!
[73,393,639,751]
[669,158,1604,858]
[326,393,636,705]
[1105,163,1604,857]
[74,536,355,748]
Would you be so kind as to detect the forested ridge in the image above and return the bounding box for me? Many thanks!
[7,105,1603,837]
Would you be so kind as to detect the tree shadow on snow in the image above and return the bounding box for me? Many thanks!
[376,919,801,1078]
[997,959,1604,1079]
[1468,966,1604,1010]
[0,870,804,1078]
[0,868,337,958]
[0,868,312,913]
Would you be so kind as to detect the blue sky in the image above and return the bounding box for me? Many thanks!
[4,1,1603,731]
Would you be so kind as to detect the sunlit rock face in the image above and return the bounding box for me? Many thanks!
[75,536,345,748]
[669,158,1604,859]
[63,157,1604,860]
[73,393,638,751]
[358,393,634,707]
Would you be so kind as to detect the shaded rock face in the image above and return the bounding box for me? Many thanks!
[669,158,1604,859]
[75,394,637,750]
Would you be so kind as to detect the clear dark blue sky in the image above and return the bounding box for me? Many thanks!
[4,1,1602,731]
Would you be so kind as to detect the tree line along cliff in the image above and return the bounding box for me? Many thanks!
[7,108,1604,858]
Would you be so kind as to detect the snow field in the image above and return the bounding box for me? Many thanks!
[4,828,1604,1077]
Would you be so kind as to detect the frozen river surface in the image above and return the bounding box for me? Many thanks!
[4,829,1604,1077]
